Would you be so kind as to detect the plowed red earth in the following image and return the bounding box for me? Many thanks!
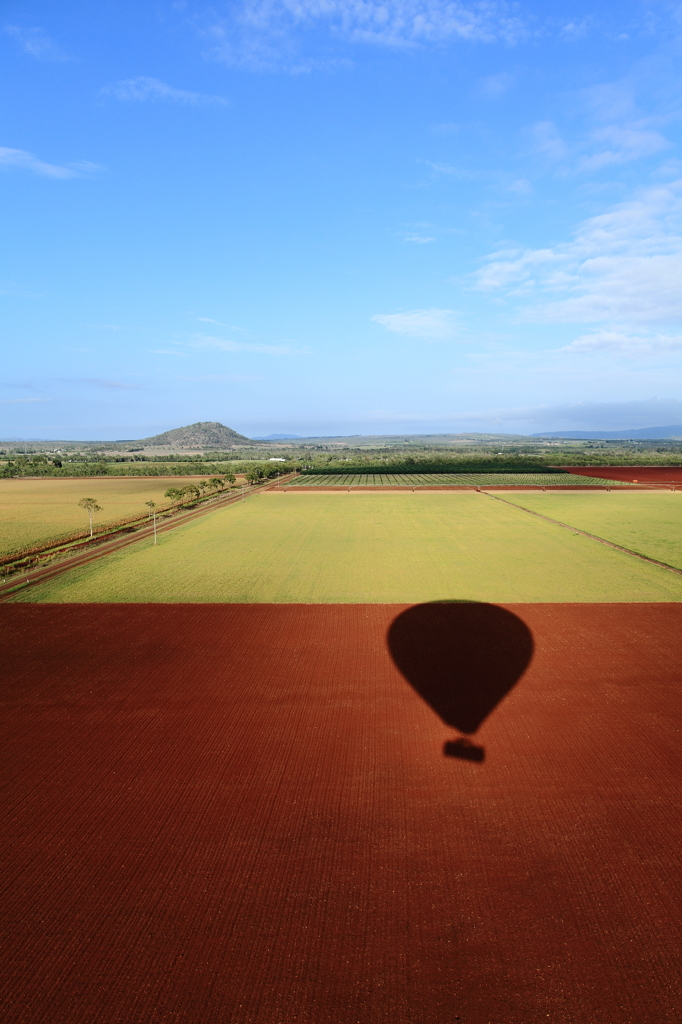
[2,603,681,1024]
[564,465,682,483]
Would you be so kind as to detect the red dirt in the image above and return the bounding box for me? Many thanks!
[2,603,681,1024]
[564,465,682,483]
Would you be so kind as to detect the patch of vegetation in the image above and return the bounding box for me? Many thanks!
[13,492,682,605]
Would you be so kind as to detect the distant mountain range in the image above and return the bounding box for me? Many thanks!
[532,425,682,440]
[252,433,302,440]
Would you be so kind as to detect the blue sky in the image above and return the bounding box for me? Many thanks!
[3,0,682,440]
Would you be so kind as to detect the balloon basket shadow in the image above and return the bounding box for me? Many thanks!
[443,737,485,762]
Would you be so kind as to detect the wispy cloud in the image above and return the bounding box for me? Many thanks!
[372,308,459,339]
[530,117,670,174]
[4,25,68,61]
[177,373,262,383]
[403,233,435,244]
[0,397,45,404]
[191,333,308,355]
[562,330,682,355]
[0,148,100,178]
[474,179,682,325]
[61,378,140,390]
[478,71,514,97]
[196,317,245,329]
[102,77,229,105]
[202,0,529,72]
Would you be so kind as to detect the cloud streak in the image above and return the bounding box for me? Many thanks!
[4,25,68,61]
[191,334,308,355]
[102,77,229,105]
[0,148,101,178]
[562,330,682,355]
[372,308,459,339]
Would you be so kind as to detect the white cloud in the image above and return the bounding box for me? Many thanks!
[203,0,529,71]
[102,77,229,105]
[475,179,682,324]
[0,147,79,179]
[372,308,458,339]
[562,331,682,355]
[403,233,435,244]
[4,25,68,61]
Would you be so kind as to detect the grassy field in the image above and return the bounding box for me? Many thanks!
[288,472,629,487]
[0,477,210,557]
[11,491,682,604]
[499,491,682,570]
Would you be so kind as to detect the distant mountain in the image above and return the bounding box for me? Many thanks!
[531,425,682,440]
[138,421,254,447]
[252,433,302,440]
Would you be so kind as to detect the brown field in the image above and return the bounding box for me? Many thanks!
[2,602,681,1023]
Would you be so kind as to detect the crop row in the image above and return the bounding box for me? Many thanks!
[284,473,631,487]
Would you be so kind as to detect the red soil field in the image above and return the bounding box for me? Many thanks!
[2,603,681,1024]
[564,465,682,483]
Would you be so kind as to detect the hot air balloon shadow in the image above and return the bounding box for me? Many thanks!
[387,602,534,762]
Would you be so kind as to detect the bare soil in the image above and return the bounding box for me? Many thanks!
[1,602,681,1023]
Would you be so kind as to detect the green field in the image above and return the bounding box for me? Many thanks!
[11,491,682,604]
[288,472,628,487]
[499,491,682,570]
[0,476,210,557]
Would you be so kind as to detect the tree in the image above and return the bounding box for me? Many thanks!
[164,487,182,504]
[145,501,158,545]
[208,476,225,491]
[78,497,102,538]
[181,484,200,503]
[246,467,264,484]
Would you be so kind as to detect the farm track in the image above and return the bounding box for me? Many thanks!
[486,490,682,577]
[0,474,296,601]
[1,602,681,1023]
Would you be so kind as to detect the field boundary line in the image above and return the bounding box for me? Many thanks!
[0,473,297,601]
[484,491,682,578]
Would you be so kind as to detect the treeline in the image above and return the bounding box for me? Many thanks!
[302,457,570,475]
[0,458,298,479]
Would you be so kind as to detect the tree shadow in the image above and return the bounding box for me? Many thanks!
[387,603,534,761]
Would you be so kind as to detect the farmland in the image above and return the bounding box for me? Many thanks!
[286,472,629,487]
[2,601,682,1023]
[10,491,682,604]
[0,476,212,557]
[500,490,682,570]
[4,484,682,1024]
